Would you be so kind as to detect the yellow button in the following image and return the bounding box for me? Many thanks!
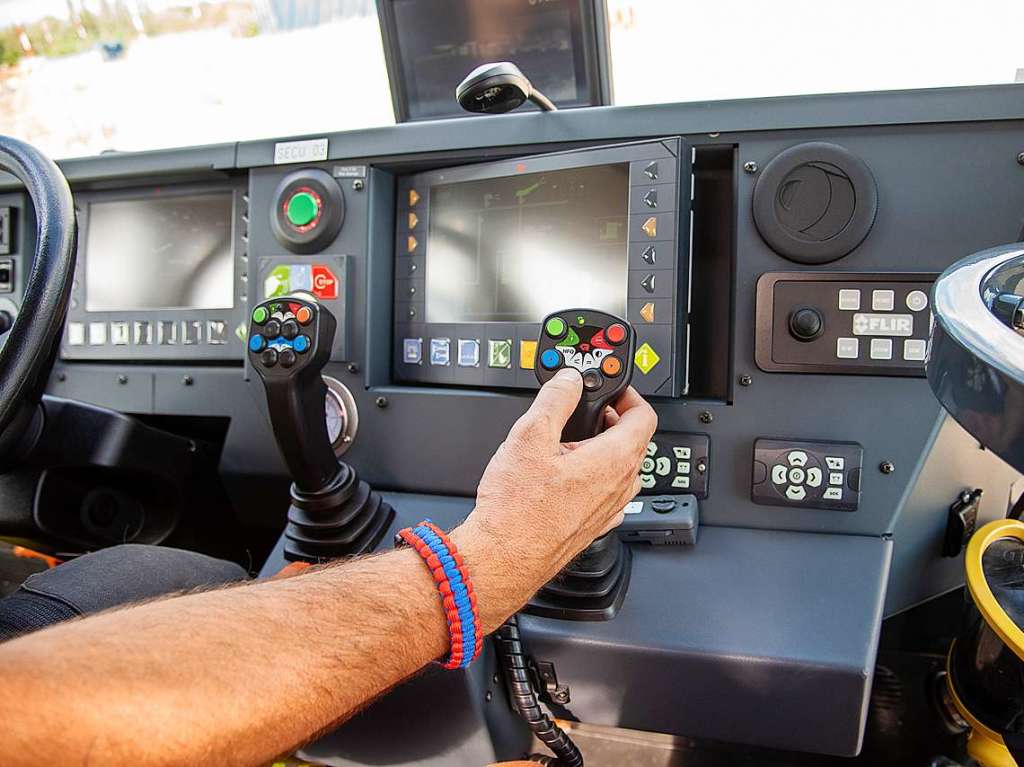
[641,216,657,238]
[634,342,660,374]
[519,340,538,369]
[639,302,655,323]
[409,189,420,206]
[408,212,419,229]
[407,235,418,253]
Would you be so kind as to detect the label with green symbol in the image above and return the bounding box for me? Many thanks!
[264,265,291,298]
[488,339,512,368]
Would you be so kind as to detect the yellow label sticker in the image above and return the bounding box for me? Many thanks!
[519,340,538,369]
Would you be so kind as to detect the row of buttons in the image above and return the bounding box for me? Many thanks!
[403,337,536,369]
[67,320,229,347]
[838,288,928,313]
[771,450,847,502]
[641,444,692,490]
[836,337,926,361]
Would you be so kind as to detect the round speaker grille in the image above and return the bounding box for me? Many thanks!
[753,142,877,264]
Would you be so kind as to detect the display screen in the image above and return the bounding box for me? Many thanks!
[390,0,592,120]
[426,163,629,324]
[85,192,234,312]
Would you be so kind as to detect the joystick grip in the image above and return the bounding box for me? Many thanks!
[248,295,338,492]
[534,309,635,443]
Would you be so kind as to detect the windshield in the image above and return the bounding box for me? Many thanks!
[2,0,1023,159]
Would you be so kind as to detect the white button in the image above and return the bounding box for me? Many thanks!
[771,465,788,485]
[829,472,844,485]
[824,487,843,500]
[826,456,845,470]
[159,320,177,345]
[641,457,655,473]
[906,290,929,312]
[67,322,85,346]
[786,485,806,501]
[806,467,823,487]
[677,461,690,474]
[836,337,859,359]
[870,338,893,360]
[110,321,129,346]
[838,289,861,311]
[207,320,228,345]
[623,501,644,515]
[787,450,808,467]
[872,290,895,311]
[673,446,691,459]
[640,474,656,489]
[646,441,657,457]
[789,467,806,484]
[134,321,152,346]
[655,456,671,476]
[904,338,927,362]
[671,475,690,489]
[88,322,107,345]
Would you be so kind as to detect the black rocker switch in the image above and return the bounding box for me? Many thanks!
[248,296,394,561]
[525,309,636,621]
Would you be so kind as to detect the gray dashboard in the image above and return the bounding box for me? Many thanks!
[4,83,1024,757]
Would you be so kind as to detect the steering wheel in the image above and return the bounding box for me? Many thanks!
[0,136,76,466]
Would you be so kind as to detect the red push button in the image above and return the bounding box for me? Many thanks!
[606,323,627,345]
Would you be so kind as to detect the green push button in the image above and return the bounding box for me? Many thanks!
[545,316,566,338]
[252,306,268,324]
[286,191,319,227]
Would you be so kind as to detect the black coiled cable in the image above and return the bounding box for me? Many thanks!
[494,615,584,767]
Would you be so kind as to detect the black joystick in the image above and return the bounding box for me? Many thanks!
[526,309,635,621]
[248,295,394,562]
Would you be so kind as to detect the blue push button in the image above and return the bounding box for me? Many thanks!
[293,335,310,353]
[540,349,561,370]
[248,335,265,353]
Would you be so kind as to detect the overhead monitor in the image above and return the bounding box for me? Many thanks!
[376,0,612,122]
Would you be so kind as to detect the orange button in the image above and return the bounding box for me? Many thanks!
[295,306,313,325]
[601,356,622,377]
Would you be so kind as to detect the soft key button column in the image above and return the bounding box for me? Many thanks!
[751,438,862,512]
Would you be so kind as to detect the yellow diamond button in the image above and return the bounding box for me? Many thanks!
[634,342,660,375]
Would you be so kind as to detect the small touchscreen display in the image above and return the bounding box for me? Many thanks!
[85,192,234,312]
[425,164,629,324]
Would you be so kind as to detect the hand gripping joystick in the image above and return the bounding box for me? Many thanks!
[526,309,635,621]
[248,295,394,562]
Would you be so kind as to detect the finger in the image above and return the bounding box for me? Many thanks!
[603,406,621,429]
[508,368,582,445]
[578,389,657,460]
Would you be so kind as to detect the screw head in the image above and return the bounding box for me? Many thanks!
[347,362,360,374]
[56,372,66,382]
[553,690,570,703]
[182,375,194,386]
[699,410,713,424]
[1017,152,1024,166]
[880,461,895,474]
[743,161,759,174]
[739,374,753,386]
[353,179,365,191]
[375,396,388,408]
[484,691,493,702]
[696,460,707,474]
[117,374,128,384]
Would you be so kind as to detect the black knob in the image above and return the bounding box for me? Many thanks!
[789,307,824,342]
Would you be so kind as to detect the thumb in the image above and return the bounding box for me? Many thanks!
[509,368,582,445]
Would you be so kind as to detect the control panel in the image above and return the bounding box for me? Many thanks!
[641,432,709,498]
[755,272,937,376]
[394,138,692,397]
[751,439,863,512]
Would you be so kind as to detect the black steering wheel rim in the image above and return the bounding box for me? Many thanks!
[0,136,76,463]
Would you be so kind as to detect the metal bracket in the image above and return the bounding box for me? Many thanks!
[532,660,571,705]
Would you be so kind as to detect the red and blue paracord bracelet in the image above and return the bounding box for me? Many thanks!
[396,520,481,669]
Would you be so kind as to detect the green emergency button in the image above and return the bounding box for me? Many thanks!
[252,305,268,324]
[286,191,319,227]
[545,316,566,338]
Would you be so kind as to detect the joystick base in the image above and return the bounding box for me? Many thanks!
[283,465,395,563]
[523,534,631,621]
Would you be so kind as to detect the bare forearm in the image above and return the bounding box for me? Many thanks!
[0,519,525,766]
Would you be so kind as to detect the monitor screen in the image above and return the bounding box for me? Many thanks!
[387,0,597,120]
[85,192,234,312]
[425,163,629,324]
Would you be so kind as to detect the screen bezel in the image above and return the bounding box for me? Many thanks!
[83,189,236,313]
[63,179,247,362]
[376,0,613,122]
